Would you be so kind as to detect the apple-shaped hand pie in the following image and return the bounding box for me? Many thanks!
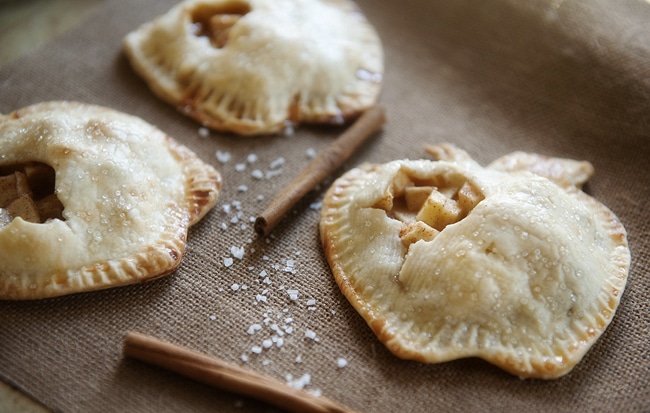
[123,0,384,136]
[319,144,629,379]
[0,102,221,300]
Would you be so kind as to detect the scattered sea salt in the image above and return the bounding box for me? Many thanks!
[337,358,348,368]
[247,324,262,335]
[265,169,283,179]
[235,163,246,172]
[287,373,311,390]
[237,185,248,192]
[251,346,263,354]
[305,330,317,340]
[231,246,245,259]
[306,147,317,158]
[270,157,286,169]
[224,257,234,267]
[251,169,264,179]
[247,153,258,163]
[215,151,231,163]
[231,283,240,291]
[198,127,210,138]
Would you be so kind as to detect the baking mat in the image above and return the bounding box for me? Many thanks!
[1,0,649,411]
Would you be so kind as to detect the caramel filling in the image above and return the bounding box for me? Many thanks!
[0,163,64,227]
[372,169,484,248]
[190,2,251,48]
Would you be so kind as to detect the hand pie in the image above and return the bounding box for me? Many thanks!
[123,0,384,135]
[0,102,221,300]
[320,144,630,379]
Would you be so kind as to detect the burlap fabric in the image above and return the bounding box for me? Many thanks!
[1,0,649,412]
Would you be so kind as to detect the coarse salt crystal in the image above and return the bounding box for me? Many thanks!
[306,148,317,158]
[237,185,248,192]
[216,150,231,163]
[247,153,258,163]
[265,169,283,179]
[209,315,216,321]
[198,127,210,138]
[282,121,295,136]
[337,358,348,368]
[262,339,273,348]
[291,374,311,390]
[224,258,234,268]
[251,169,264,179]
[270,157,286,169]
[305,330,317,340]
[241,354,249,362]
[231,283,239,291]
[247,324,262,335]
[231,246,245,259]
[306,299,316,306]
[251,346,262,354]
[256,294,267,302]
[235,163,246,172]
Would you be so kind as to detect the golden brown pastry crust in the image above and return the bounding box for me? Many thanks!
[320,147,629,379]
[0,102,221,300]
[123,0,384,135]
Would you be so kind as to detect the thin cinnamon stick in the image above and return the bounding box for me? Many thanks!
[254,105,386,236]
[123,332,359,413]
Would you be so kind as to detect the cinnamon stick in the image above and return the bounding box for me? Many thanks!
[255,105,386,236]
[123,332,360,413]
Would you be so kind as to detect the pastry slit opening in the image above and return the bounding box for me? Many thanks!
[372,169,485,248]
[0,162,65,227]
[190,1,251,48]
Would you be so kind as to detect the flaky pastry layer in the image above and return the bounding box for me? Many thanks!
[123,0,383,135]
[0,102,221,299]
[320,150,629,379]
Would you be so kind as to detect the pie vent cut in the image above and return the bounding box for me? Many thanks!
[0,102,222,300]
[319,144,630,379]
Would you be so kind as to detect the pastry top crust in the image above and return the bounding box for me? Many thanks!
[123,0,384,135]
[320,149,629,379]
[0,102,221,300]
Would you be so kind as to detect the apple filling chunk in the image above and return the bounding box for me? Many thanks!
[374,169,484,247]
[0,163,64,227]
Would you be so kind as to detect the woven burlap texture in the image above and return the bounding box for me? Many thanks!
[0,0,648,412]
